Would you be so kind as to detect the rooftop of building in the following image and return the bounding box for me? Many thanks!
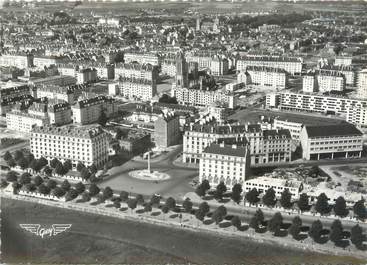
[115,62,156,71]
[245,65,287,73]
[73,95,114,109]
[263,129,291,140]
[119,77,154,85]
[305,124,363,138]
[186,123,248,134]
[32,125,105,138]
[203,142,248,158]
[239,55,302,63]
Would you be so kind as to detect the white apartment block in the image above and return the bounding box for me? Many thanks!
[320,65,356,86]
[172,86,236,109]
[357,69,367,99]
[243,176,302,199]
[266,91,367,116]
[245,66,288,89]
[36,85,82,104]
[245,125,292,165]
[300,124,363,160]
[346,105,367,128]
[33,56,66,69]
[161,58,177,77]
[199,142,251,188]
[58,63,114,80]
[114,63,158,84]
[6,110,49,132]
[183,124,248,164]
[124,52,161,66]
[316,70,345,92]
[31,125,108,168]
[302,75,317,93]
[237,56,303,75]
[186,54,228,76]
[119,78,157,101]
[273,118,303,140]
[0,53,33,69]
[334,56,352,66]
[72,95,115,125]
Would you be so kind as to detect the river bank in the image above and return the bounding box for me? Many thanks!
[1,197,366,264]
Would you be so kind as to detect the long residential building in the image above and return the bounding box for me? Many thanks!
[238,66,288,89]
[72,95,115,125]
[186,54,229,76]
[114,63,158,84]
[0,85,31,101]
[118,77,157,101]
[35,84,85,104]
[300,124,363,160]
[320,65,356,86]
[31,125,108,168]
[236,55,303,75]
[172,86,236,109]
[199,142,251,188]
[6,109,49,132]
[357,69,367,100]
[0,53,34,69]
[266,92,367,127]
[124,52,161,66]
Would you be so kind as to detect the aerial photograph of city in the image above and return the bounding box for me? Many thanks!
[0,0,366,264]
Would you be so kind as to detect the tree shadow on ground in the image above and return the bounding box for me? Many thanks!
[136,209,145,214]
[300,226,309,233]
[239,224,249,231]
[255,226,267,234]
[151,211,161,216]
[203,195,213,200]
[90,201,102,206]
[119,207,128,212]
[294,233,308,241]
[169,213,178,218]
[315,236,329,244]
[219,221,232,228]
[203,219,214,225]
[76,199,87,203]
[105,204,114,208]
[275,229,288,237]
[335,239,350,248]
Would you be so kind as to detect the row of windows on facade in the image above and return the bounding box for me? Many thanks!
[310,145,361,151]
[310,139,362,145]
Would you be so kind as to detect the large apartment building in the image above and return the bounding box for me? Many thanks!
[114,63,158,84]
[236,55,303,75]
[186,54,229,76]
[153,113,180,148]
[357,69,367,100]
[119,77,157,101]
[0,53,34,69]
[320,65,355,86]
[300,124,363,160]
[58,63,114,80]
[48,101,72,125]
[124,52,161,66]
[183,124,247,164]
[31,125,108,168]
[72,95,115,125]
[172,86,236,109]
[0,85,31,101]
[245,124,292,165]
[6,109,49,132]
[36,85,84,104]
[199,142,251,188]
[238,66,288,89]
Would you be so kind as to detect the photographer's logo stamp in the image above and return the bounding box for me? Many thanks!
[20,224,72,238]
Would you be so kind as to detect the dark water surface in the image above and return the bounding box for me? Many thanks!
[1,198,364,264]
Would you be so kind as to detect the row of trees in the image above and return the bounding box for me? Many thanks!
[196,180,366,221]
[3,150,100,182]
[248,209,365,250]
